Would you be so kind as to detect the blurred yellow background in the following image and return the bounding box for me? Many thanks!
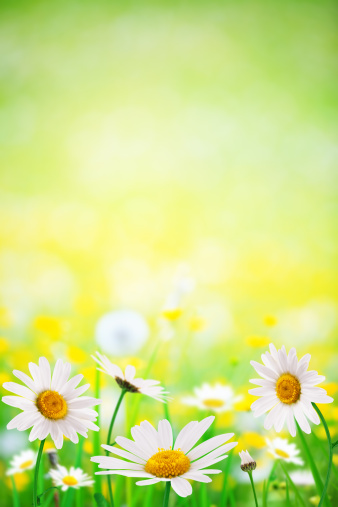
[0,0,337,504]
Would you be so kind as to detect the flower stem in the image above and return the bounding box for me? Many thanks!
[279,461,306,507]
[106,389,127,507]
[33,439,45,507]
[313,403,333,507]
[248,471,259,507]
[163,481,171,507]
[93,368,102,496]
[264,460,277,506]
[10,476,20,507]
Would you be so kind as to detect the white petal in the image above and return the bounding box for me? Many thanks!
[91,456,143,470]
[59,374,84,396]
[248,387,275,396]
[286,406,296,437]
[12,370,37,393]
[95,470,153,478]
[101,445,146,464]
[38,357,51,391]
[287,349,298,375]
[181,471,212,483]
[131,425,158,456]
[293,403,311,434]
[263,403,283,430]
[249,378,276,387]
[250,361,278,381]
[115,436,149,460]
[136,478,161,486]
[67,397,101,409]
[174,421,198,452]
[157,420,173,450]
[171,477,192,497]
[187,433,234,461]
[2,382,36,401]
[251,395,279,417]
[2,396,36,410]
[175,417,214,454]
[124,365,136,382]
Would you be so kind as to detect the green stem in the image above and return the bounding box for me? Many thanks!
[93,368,102,497]
[264,460,277,506]
[33,439,45,507]
[221,450,233,506]
[106,389,127,507]
[279,461,306,507]
[248,471,259,507]
[313,403,333,507]
[163,482,171,507]
[10,476,20,507]
[296,420,329,506]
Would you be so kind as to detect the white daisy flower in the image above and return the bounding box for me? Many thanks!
[95,310,149,356]
[91,416,237,498]
[181,382,242,413]
[2,357,101,449]
[49,465,94,491]
[6,449,36,475]
[249,343,333,437]
[289,470,315,486]
[239,450,256,472]
[92,352,169,402]
[266,437,304,465]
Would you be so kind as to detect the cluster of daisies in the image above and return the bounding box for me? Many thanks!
[2,343,333,501]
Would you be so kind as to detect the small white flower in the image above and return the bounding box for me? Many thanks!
[2,357,101,449]
[239,450,256,471]
[95,310,149,356]
[289,470,315,485]
[91,416,237,498]
[49,465,94,491]
[6,449,36,475]
[92,352,169,402]
[181,382,242,413]
[266,437,304,465]
[249,343,333,437]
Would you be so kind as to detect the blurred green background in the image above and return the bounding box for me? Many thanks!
[0,0,337,505]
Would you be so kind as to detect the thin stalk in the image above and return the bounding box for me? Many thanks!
[313,403,333,507]
[10,476,20,507]
[93,368,102,497]
[248,471,259,507]
[106,389,127,507]
[221,450,233,506]
[279,461,306,507]
[33,439,46,507]
[163,481,171,507]
[286,479,290,506]
[200,483,208,507]
[296,421,330,507]
[264,460,278,505]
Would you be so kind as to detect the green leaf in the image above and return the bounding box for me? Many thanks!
[94,493,109,507]
[331,440,338,449]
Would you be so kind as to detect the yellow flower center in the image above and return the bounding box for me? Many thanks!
[203,398,224,408]
[19,460,33,469]
[145,449,190,478]
[62,476,78,486]
[275,449,290,459]
[36,390,67,419]
[276,374,301,404]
